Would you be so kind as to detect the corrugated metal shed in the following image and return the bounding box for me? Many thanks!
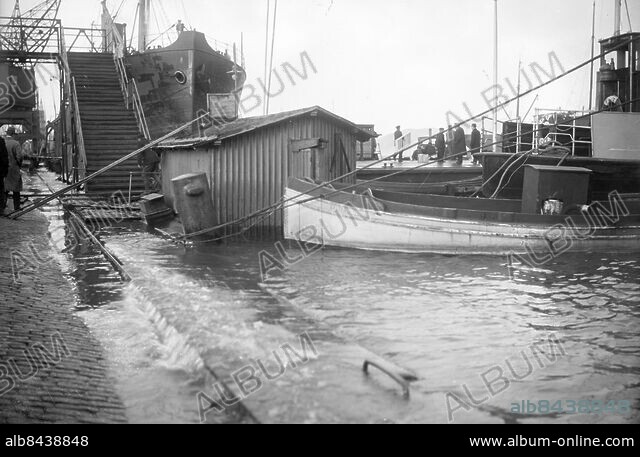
[156,106,373,238]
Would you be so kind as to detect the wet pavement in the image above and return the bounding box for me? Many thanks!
[0,201,127,424]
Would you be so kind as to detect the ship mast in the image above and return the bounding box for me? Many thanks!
[614,0,621,36]
[138,0,150,51]
[492,0,498,152]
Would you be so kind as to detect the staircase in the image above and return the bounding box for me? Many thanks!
[67,52,146,198]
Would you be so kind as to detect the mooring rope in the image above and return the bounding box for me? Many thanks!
[182,37,640,241]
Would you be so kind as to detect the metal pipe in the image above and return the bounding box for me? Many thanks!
[9,112,211,220]
[68,210,132,282]
[33,171,131,282]
[363,360,411,399]
[128,172,133,204]
[614,0,622,36]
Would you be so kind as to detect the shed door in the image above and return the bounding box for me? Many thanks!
[330,133,353,181]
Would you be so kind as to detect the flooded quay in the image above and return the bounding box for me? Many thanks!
[17,170,639,425]
[1,0,640,438]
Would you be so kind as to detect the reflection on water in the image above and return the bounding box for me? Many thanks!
[28,171,640,423]
[262,248,640,424]
[103,233,639,424]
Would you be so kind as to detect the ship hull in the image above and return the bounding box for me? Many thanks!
[125,31,246,139]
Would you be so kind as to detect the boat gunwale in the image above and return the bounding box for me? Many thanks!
[287,178,640,229]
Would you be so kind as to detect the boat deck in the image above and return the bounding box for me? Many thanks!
[357,160,483,184]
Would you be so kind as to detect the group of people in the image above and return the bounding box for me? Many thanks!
[0,127,24,215]
[414,124,482,165]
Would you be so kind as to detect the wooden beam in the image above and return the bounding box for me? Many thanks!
[291,137,323,152]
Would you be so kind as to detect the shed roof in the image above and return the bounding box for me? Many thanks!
[158,106,374,149]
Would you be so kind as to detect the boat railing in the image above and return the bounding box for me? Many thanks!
[482,110,595,156]
[481,116,507,152]
[533,108,593,156]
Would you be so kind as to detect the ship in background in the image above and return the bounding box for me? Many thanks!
[102,0,247,139]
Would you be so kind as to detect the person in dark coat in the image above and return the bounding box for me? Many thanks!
[435,128,446,162]
[470,123,482,164]
[446,125,455,160]
[4,127,23,211]
[0,137,9,213]
[394,126,404,161]
[453,124,467,165]
[137,136,160,194]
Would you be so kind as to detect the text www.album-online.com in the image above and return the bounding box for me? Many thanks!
[469,436,635,448]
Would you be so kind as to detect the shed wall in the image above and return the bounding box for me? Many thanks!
[160,113,358,238]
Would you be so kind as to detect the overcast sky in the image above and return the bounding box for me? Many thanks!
[6,0,640,136]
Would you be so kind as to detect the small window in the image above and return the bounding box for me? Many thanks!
[174,71,187,85]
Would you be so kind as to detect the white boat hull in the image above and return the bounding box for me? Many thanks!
[284,188,640,255]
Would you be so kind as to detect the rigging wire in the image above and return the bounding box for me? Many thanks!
[180,35,640,241]
[151,2,163,47]
[146,23,176,48]
[129,2,139,51]
[113,0,127,21]
[185,94,640,244]
[180,0,192,30]
[156,0,174,39]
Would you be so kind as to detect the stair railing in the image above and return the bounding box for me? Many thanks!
[58,20,87,183]
[70,76,87,181]
[104,9,151,140]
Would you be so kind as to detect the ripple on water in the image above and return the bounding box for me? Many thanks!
[32,169,639,424]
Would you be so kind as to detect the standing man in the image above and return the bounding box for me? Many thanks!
[137,136,160,194]
[435,128,446,163]
[446,125,455,160]
[453,124,467,165]
[176,20,186,33]
[394,126,404,161]
[470,123,482,164]
[0,137,9,214]
[4,127,23,211]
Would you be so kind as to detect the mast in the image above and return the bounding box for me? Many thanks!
[138,0,150,51]
[516,60,521,154]
[589,1,596,111]
[493,0,498,152]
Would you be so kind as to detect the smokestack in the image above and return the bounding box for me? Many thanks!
[614,0,621,36]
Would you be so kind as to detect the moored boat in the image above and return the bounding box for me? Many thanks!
[284,177,640,255]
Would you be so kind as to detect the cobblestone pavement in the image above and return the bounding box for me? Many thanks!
[0,209,128,424]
